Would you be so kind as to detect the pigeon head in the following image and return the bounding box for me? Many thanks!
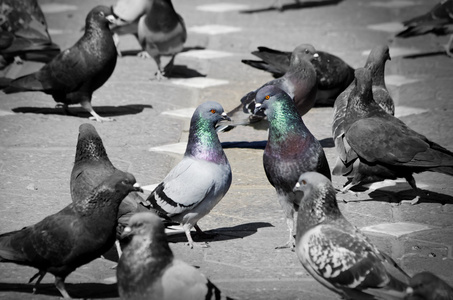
[186,101,230,162]
[294,172,341,227]
[74,123,110,163]
[86,5,116,29]
[365,45,390,86]
[289,44,319,72]
[120,212,173,258]
[254,85,297,118]
[112,171,143,195]
[407,272,451,299]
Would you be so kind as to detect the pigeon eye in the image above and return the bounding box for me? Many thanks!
[210,109,216,114]
[99,11,105,17]
[304,49,309,54]
[265,95,270,100]
[302,180,307,185]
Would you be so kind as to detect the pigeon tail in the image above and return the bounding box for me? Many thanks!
[3,73,45,94]
[0,230,28,263]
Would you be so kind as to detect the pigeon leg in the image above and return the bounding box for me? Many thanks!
[275,217,296,249]
[55,103,77,116]
[28,270,46,294]
[137,51,151,59]
[54,276,71,299]
[163,55,176,77]
[400,175,423,205]
[115,239,123,258]
[183,224,209,249]
[80,100,115,122]
[112,33,122,57]
[443,34,453,57]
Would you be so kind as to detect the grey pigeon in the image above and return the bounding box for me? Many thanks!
[396,0,453,57]
[145,101,232,248]
[218,44,319,133]
[111,0,187,80]
[332,45,395,190]
[405,271,453,300]
[3,6,117,122]
[0,0,60,69]
[242,45,355,107]
[0,170,142,298]
[70,123,160,253]
[254,85,331,249]
[294,172,410,299]
[335,67,453,204]
[117,212,233,300]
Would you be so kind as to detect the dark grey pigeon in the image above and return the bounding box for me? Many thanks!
[70,123,166,256]
[0,170,142,298]
[336,67,453,204]
[3,6,118,122]
[254,85,331,249]
[145,101,232,248]
[218,44,319,133]
[294,172,410,299]
[117,212,234,300]
[242,45,355,107]
[405,271,453,300]
[332,45,394,189]
[396,0,453,57]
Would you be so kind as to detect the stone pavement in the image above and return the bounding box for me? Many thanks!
[1,0,453,299]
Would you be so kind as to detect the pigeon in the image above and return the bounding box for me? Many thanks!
[71,123,164,256]
[3,6,118,122]
[254,85,331,249]
[0,170,142,298]
[219,44,319,133]
[335,67,453,204]
[111,0,187,80]
[117,212,233,300]
[293,172,410,299]
[0,0,60,69]
[405,271,453,300]
[332,45,395,191]
[145,101,232,248]
[396,0,453,57]
[242,45,355,107]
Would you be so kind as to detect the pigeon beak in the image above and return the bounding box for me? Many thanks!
[133,182,144,193]
[123,226,132,234]
[293,181,301,192]
[106,15,117,24]
[313,52,320,61]
[221,112,231,121]
[405,287,413,294]
[253,102,262,114]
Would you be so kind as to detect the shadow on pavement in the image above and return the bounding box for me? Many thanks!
[240,0,343,13]
[167,222,274,244]
[222,140,267,149]
[0,282,118,299]
[12,104,152,118]
[403,50,447,59]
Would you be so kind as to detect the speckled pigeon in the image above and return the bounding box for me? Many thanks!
[218,44,319,133]
[117,212,234,300]
[396,0,453,57]
[145,101,232,248]
[242,45,355,106]
[332,45,395,191]
[405,271,453,300]
[111,0,187,79]
[335,67,453,204]
[0,170,142,298]
[3,6,117,122]
[254,85,331,249]
[294,172,410,299]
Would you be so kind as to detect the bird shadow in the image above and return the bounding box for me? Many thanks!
[0,282,118,299]
[165,65,206,79]
[11,104,153,118]
[319,137,335,148]
[402,50,447,59]
[240,0,343,13]
[167,222,274,244]
[343,184,453,205]
[119,46,206,57]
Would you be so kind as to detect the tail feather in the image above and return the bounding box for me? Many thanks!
[241,59,284,77]
[0,230,28,263]
[3,72,44,94]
